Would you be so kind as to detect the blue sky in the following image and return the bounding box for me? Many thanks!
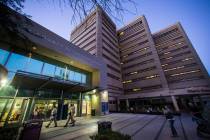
[23,0,210,75]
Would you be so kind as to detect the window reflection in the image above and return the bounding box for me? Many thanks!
[42,63,56,76]
[1,49,88,84]
[81,74,86,84]
[26,58,43,74]
[6,53,28,73]
[54,66,65,79]
[69,70,74,81]
[74,72,81,82]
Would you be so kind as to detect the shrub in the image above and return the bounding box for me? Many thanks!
[90,130,131,140]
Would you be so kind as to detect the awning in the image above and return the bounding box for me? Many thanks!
[10,71,93,93]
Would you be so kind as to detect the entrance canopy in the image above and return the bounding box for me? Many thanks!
[11,71,93,93]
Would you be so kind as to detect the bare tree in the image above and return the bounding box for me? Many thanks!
[0,0,138,24]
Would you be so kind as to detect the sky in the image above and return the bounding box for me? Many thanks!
[22,0,210,75]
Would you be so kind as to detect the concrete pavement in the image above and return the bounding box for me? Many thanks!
[40,113,206,140]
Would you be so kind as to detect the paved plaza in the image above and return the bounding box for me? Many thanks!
[40,113,207,140]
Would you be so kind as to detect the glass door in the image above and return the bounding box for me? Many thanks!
[7,98,28,124]
[82,100,91,115]
[0,99,13,127]
[0,98,28,126]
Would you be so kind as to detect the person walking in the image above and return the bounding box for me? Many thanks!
[45,105,57,128]
[33,106,39,119]
[64,104,76,127]
[163,106,178,137]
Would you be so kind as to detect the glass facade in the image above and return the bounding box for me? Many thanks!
[0,48,88,84]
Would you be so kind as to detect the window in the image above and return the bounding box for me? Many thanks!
[68,70,73,81]
[81,74,86,84]
[26,58,43,74]
[0,49,10,65]
[6,53,29,80]
[74,72,82,82]
[42,63,56,76]
[55,66,65,79]
[6,53,28,72]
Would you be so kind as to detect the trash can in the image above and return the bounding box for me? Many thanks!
[91,109,96,116]
[97,121,112,134]
[18,119,43,140]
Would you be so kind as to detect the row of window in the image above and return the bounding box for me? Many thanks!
[160,51,191,61]
[121,46,150,59]
[118,20,143,39]
[71,22,96,43]
[71,13,96,40]
[107,64,121,73]
[159,45,188,57]
[86,46,96,54]
[124,85,162,93]
[107,73,121,81]
[157,41,185,53]
[102,39,119,55]
[123,66,156,77]
[102,26,118,43]
[108,84,123,91]
[167,69,200,77]
[119,29,146,44]
[0,49,87,84]
[154,28,179,40]
[121,39,149,54]
[168,76,205,83]
[81,39,96,50]
[102,24,117,42]
[102,53,120,67]
[122,74,159,84]
[122,52,152,64]
[102,21,116,37]
[164,63,197,72]
[76,31,96,48]
[102,32,118,48]
[102,46,119,61]
[102,13,116,31]
[161,57,193,67]
[154,31,181,44]
[123,59,154,70]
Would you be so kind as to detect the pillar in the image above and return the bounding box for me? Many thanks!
[117,98,120,112]
[171,96,180,112]
[57,90,64,120]
[78,92,82,117]
[126,99,129,111]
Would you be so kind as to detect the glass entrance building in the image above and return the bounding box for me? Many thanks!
[0,5,109,127]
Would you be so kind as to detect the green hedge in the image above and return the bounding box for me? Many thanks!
[90,130,131,140]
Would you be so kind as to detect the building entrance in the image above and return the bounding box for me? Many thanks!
[33,99,58,120]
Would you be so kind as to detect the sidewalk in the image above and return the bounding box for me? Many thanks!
[40,113,206,140]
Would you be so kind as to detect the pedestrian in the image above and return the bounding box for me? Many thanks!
[45,104,57,128]
[33,106,39,119]
[64,104,76,127]
[163,106,178,137]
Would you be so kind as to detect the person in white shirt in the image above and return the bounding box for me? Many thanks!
[64,104,76,127]
[46,105,57,128]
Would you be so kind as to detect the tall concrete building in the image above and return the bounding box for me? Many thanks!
[70,7,210,112]
[70,7,123,111]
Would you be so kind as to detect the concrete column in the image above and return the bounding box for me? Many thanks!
[171,96,180,112]
[126,99,129,111]
[116,99,119,112]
